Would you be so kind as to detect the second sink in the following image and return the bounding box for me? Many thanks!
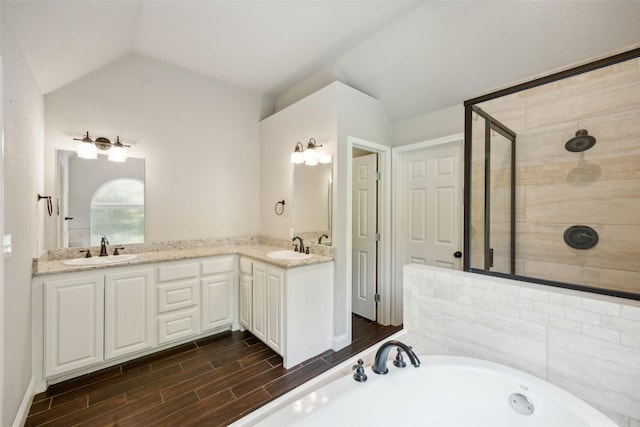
[267,250,312,261]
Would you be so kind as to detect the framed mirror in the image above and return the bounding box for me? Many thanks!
[293,162,332,245]
[464,47,640,300]
[56,150,145,248]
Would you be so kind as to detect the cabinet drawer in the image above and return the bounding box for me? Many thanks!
[157,308,200,344]
[157,280,198,313]
[239,257,253,275]
[201,255,236,276]
[158,263,199,282]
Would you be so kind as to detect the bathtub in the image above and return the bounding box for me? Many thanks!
[251,355,616,427]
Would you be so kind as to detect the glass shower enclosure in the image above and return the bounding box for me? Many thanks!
[465,105,516,274]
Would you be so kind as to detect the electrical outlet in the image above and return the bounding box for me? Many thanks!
[289,228,294,238]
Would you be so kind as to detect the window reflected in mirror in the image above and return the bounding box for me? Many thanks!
[57,150,145,248]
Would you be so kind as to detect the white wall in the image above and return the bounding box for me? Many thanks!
[392,104,463,147]
[2,18,45,427]
[44,53,268,249]
[260,84,337,241]
[260,81,391,346]
[404,264,640,426]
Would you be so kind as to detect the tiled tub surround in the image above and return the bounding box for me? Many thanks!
[34,235,334,275]
[471,56,640,293]
[403,264,640,426]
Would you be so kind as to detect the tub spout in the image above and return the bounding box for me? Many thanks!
[371,340,420,374]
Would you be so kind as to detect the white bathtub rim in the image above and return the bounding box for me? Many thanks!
[233,329,615,426]
[230,330,408,426]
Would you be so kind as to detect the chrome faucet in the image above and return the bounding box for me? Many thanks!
[371,340,420,374]
[99,236,109,257]
[292,236,304,253]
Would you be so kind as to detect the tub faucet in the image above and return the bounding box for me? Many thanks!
[371,340,420,374]
[292,236,304,253]
[99,237,109,257]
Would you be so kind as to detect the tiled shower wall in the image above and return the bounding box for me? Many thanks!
[403,264,640,426]
[473,56,640,293]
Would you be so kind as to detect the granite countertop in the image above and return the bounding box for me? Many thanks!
[34,243,333,276]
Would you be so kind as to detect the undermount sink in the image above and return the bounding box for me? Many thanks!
[267,250,312,261]
[63,254,138,266]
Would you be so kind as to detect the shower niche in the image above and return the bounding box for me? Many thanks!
[464,47,640,300]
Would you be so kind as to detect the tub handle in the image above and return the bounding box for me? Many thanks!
[352,359,367,383]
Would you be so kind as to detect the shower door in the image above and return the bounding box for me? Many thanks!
[468,106,516,274]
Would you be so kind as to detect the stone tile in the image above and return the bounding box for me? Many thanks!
[621,305,640,322]
[548,329,640,420]
[521,309,549,326]
[565,307,600,325]
[549,316,581,334]
[582,298,622,316]
[419,297,547,378]
[519,287,549,302]
[582,324,621,344]
[601,315,640,336]
[622,333,640,350]
[549,293,582,309]
[534,300,565,317]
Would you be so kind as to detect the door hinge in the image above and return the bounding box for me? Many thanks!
[374,171,381,181]
[374,293,381,303]
[374,233,381,242]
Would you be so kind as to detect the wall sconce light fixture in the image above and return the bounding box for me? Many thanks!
[290,138,331,166]
[74,131,130,162]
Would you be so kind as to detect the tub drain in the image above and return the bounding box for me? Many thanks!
[509,393,534,415]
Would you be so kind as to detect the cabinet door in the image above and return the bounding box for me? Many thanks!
[45,275,104,377]
[157,308,200,344]
[265,267,284,353]
[239,273,252,330]
[105,269,155,360]
[201,272,234,331]
[252,264,267,343]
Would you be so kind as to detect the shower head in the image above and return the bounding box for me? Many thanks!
[565,129,596,152]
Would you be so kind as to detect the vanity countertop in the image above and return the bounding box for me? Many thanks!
[34,243,333,276]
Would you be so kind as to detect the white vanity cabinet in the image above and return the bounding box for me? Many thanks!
[43,275,104,377]
[34,254,239,386]
[243,259,333,368]
[252,261,283,354]
[104,269,155,360]
[238,257,253,330]
[156,261,201,344]
[200,256,237,332]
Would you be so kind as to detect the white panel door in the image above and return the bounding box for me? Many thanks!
[352,153,377,320]
[201,272,234,331]
[105,269,154,360]
[45,275,104,377]
[401,143,463,269]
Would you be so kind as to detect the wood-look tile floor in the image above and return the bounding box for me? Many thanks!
[27,315,401,426]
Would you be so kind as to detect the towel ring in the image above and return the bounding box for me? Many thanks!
[274,200,285,216]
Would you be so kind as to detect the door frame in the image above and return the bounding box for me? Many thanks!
[347,137,392,326]
[391,134,464,326]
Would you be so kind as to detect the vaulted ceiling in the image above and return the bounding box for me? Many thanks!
[3,1,640,122]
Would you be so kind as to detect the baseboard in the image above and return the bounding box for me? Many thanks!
[331,333,350,351]
[12,377,35,427]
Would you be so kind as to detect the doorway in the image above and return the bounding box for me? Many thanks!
[392,134,464,325]
[352,149,378,321]
[347,137,392,332]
